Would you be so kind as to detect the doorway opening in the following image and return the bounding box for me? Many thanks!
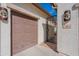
[46,16,57,52]
[45,3,57,52]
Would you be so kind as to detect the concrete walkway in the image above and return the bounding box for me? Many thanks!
[14,43,64,56]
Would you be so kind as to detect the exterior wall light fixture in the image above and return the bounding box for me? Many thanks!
[0,7,8,20]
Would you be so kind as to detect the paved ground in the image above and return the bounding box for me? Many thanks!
[14,43,64,56]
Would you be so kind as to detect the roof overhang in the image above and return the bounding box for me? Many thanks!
[32,3,57,17]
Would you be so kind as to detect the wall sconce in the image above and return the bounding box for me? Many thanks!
[64,10,71,22]
[0,7,8,20]
[62,10,71,29]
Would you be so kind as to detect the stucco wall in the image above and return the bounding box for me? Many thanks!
[0,4,11,56]
[0,3,47,56]
[57,3,79,56]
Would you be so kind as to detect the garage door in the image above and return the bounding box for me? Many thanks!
[11,11,38,55]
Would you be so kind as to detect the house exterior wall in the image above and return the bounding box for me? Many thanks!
[0,3,47,56]
[57,3,79,56]
[0,3,11,56]
[0,3,79,56]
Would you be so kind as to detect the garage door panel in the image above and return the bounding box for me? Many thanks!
[12,11,37,55]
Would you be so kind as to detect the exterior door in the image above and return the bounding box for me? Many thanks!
[47,17,57,44]
[11,11,38,55]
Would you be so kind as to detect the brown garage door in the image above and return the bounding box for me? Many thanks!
[11,11,38,55]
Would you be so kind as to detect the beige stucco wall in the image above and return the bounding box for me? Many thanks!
[0,3,47,56]
[57,3,79,56]
[0,3,11,56]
